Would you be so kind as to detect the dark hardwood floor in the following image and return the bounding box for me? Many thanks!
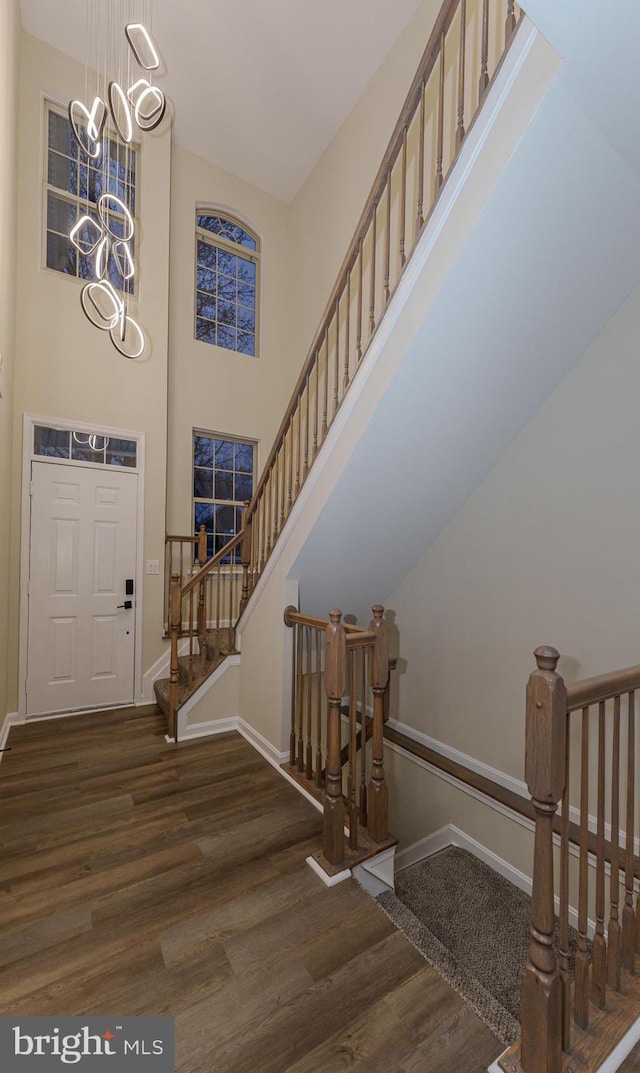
[0,707,501,1072]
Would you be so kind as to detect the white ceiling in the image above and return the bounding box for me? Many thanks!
[19,0,424,202]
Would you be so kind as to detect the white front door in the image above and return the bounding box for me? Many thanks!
[26,461,138,716]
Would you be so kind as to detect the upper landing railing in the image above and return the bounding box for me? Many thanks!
[241,0,524,591]
[164,0,524,733]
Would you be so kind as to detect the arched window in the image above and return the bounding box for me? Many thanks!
[195,210,260,356]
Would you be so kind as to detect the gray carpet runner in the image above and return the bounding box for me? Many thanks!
[377,846,580,1046]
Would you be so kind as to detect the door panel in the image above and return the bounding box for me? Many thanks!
[27,461,138,715]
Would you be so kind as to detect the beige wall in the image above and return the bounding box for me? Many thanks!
[288,0,442,362]
[0,0,20,722]
[8,33,172,709]
[166,145,296,535]
[386,277,640,849]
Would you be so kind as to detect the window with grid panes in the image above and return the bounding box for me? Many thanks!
[195,212,259,356]
[193,432,256,563]
[45,101,137,294]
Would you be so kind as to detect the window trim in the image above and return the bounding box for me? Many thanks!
[42,97,140,296]
[194,206,261,358]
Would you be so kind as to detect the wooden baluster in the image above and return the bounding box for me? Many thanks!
[333,298,340,418]
[400,125,407,267]
[368,605,389,842]
[313,359,319,457]
[272,457,279,546]
[591,701,607,1007]
[198,575,206,677]
[435,32,445,194]
[456,0,466,150]
[198,524,207,568]
[279,447,285,528]
[306,626,313,780]
[168,573,181,742]
[557,716,571,1053]
[609,694,622,990]
[359,647,368,825]
[623,690,636,970]
[343,271,350,393]
[226,551,233,652]
[284,607,297,765]
[506,0,517,45]
[322,331,329,440]
[356,239,363,362]
[315,629,323,787]
[384,168,391,305]
[304,376,310,479]
[265,472,272,557]
[574,706,590,1028]
[240,504,252,613]
[197,526,207,674]
[259,499,265,572]
[296,623,304,772]
[479,0,490,100]
[349,647,358,849]
[520,647,566,1073]
[369,208,377,337]
[215,562,221,645]
[287,421,293,512]
[188,589,194,663]
[324,609,346,866]
[416,80,426,235]
[295,396,301,496]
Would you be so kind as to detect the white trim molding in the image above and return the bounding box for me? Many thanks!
[0,712,23,761]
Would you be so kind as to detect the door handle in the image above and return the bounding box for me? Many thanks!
[117,600,133,610]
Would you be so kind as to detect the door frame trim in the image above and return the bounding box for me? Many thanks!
[19,412,146,720]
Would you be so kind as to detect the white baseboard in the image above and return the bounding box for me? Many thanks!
[386,718,528,799]
[353,846,396,896]
[0,712,21,760]
[178,717,238,742]
[306,855,351,887]
[397,822,594,938]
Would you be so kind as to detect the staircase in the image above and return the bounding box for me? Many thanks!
[153,625,238,724]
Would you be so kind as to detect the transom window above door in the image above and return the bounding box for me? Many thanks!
[33,424,137,468]
[195,211,260,357]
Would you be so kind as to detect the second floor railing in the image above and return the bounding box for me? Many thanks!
[164,0,524,732]
[242,0,523,595]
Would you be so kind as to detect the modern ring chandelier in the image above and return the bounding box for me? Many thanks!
[68,2,167,360]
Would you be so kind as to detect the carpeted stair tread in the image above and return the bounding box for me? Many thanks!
[154,628,238,717]
[377,846,584,1047]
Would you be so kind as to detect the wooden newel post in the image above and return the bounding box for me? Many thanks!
[520,646,567,1073]
[197,529,207,675]
[240,503,252,613]
[168,573,181,741]
[324,609,346,865]
[368,605,390,842]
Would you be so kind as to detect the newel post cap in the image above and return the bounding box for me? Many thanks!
[533,645,560,672]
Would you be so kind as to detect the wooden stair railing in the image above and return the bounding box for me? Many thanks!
[165,525,250,739]
[238,0,524,602]
[162,0,524,735]
[501,649,640,1073]
[283,604,396,875]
